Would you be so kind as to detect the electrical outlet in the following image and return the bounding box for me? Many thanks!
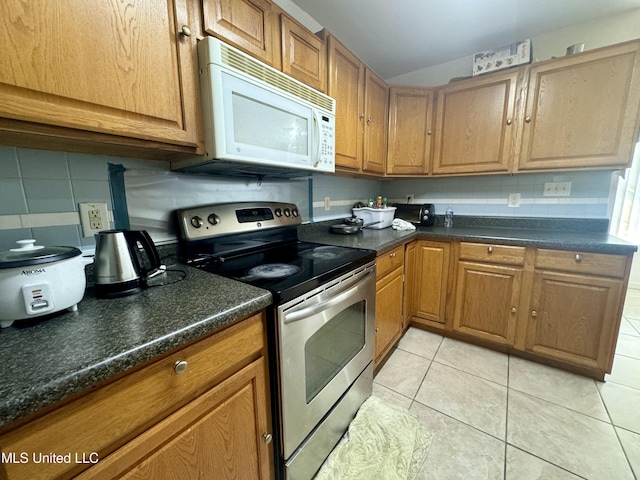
[79,202,109,237]
[405,194,414,203]
[508,193,521,207]
[543,182,572,197]
[324,197,331,211]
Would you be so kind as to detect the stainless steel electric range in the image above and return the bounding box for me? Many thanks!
[176,202,376,480]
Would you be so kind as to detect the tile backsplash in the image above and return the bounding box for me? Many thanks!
[0,145,618,252]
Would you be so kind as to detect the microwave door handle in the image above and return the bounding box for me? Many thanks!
[312,110,321,167]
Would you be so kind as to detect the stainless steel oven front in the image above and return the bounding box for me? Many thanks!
[276,261,376,479]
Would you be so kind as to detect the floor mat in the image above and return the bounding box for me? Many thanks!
[315,395,432,480]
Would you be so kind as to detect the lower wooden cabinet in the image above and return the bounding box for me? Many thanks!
[0,312,272,480]
[409,240,633,379]
[412,240,451,327]
[523,251,628,372]
[375,245,405,366]
[453,261,522,345]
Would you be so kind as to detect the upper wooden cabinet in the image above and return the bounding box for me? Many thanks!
[432,69,521,175]
[517,40,640,171]
[324,31,388,174]
[0,0,200,154]
[387,87,434,175]
[203,0,280,68]
[280,13,326,92]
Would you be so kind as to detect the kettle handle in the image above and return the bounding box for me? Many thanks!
[123,230,162,279]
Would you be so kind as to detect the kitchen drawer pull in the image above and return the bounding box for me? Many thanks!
[511,307,517,313]
[179,25,192,37]
[173,360,188,375]
[525,115,531,123]
[575,254,582,262]
[427,130,432,135]
[262,433,273,444]
[389,253,396,258]
[531,310,538,317]
[506,118,512,125]
[487,246,493,253]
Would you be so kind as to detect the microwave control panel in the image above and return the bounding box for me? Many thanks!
[316,113,335,173]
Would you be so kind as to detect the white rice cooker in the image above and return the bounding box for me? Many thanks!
[0,239,93,328]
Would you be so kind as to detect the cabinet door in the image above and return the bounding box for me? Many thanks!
[432,69,520,175]
[363,69,389,174]
[524,270,624,370]
[413,241,451,326]
[79,359,272,480]
[453,261,522,345]
[327,34,365,171]
[280,14,326,92]
[0,0,199,147]
[203,0,279,67]
[518,41,640,171]
[375,266,404,365]
[387,87,434,175]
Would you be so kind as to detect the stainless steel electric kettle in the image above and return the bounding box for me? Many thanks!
[93,230,161,298]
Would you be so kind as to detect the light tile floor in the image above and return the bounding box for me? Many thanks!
[373,287,640,479]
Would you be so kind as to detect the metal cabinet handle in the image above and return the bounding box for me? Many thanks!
[359,114,365,120]
[375,327,379,332]
[367,117,372,124]
[179,25,192,37]
[506,118,512,125]
[389,253,396,258]
[525,115,531,123]
[427,130,432,135]
[531,310,538,317]
[262,433,273,444]
[488,246,493,253]
[575,254,582,262]
[173,360,188,375]
[511,307,517,313]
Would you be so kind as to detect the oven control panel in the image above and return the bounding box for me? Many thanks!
[177,202,302,240]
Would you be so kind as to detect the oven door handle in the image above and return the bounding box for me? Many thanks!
[283,269,374,324]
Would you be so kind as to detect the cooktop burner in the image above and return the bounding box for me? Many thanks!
[177,202,376,303]
[247,263,302,279]
[192,241,374,303]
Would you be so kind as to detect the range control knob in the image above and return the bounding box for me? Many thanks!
[207,214,220,225]
[292,208,299,217]
[284,208,291,217]
[190,216,204,228]
[274,208,283,217]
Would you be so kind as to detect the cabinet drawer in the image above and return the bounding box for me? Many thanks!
[459,242,526,265]
[535,249,628,278]
[0,313,265,480]
[377,245,405,279]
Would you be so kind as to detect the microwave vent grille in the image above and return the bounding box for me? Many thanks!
[220,45,335,113]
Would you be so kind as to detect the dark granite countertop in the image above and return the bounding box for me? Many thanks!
[299,216,638,255]
[1,215,635,431]
[0,265,272,429]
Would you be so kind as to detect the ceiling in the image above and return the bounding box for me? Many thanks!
[288,0,640,79]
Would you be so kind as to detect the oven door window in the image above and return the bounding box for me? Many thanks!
[304,300,366,403]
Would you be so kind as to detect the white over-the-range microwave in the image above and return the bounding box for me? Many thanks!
[172,37,336,178]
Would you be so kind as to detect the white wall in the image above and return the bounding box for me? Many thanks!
[386,9,640,86]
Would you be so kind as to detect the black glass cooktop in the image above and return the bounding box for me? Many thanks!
[192,241,376,304]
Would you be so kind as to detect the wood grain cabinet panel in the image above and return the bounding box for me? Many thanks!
[412,241,451,327]
[280,14,326,92]
[0,0,199,150]
[387,87,434,175]
[518,40,640,171]
[375,265,404,366]
[524,270,624,370]
[432,69,520,175]
[453,261,522,345]
[362,69,389,174]
[0,313,270,480]
[203,0,279,67]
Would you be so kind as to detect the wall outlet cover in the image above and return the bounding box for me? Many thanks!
[79,202,109,237]
[508,193,521,207]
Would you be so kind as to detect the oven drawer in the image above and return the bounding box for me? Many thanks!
[535,249,627,277]
[459,242,526,266]
[377,245,405,279]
